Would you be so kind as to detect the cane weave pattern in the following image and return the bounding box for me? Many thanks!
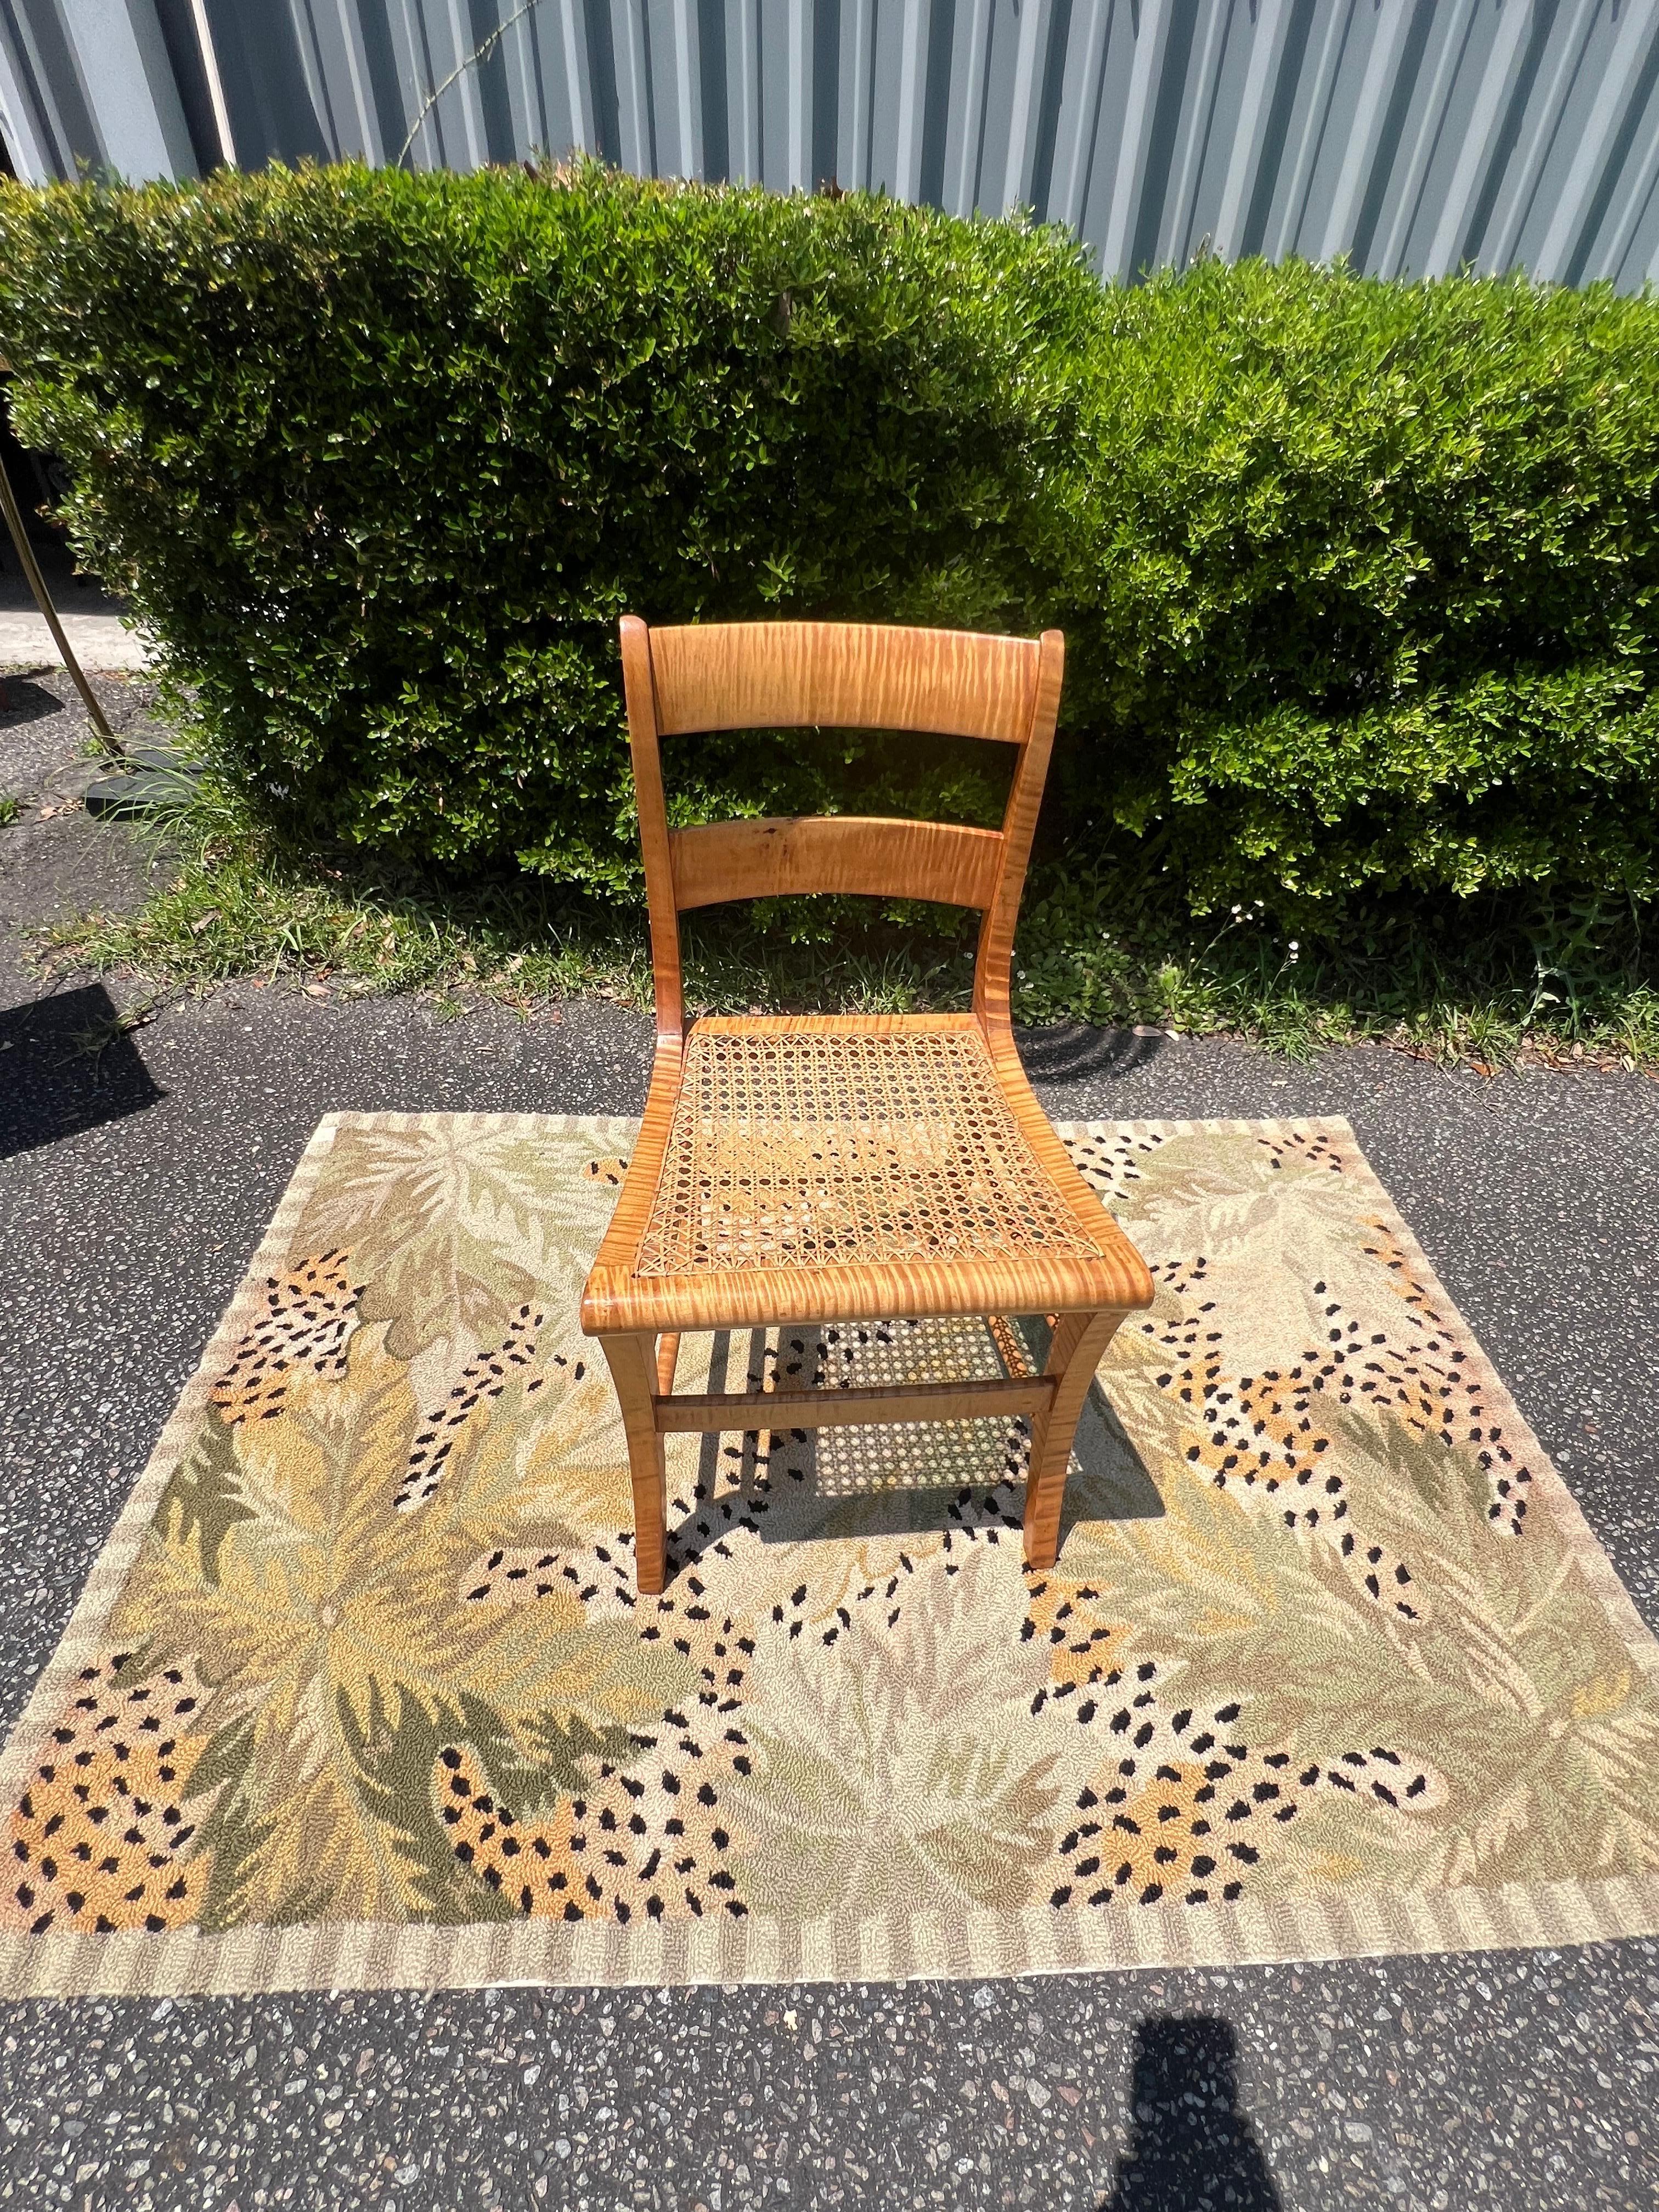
[634,1026,1101,1277]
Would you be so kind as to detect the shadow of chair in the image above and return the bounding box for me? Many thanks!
[1015,1024,1169,1085]
[664,1316,1164,1562]
[1101,2016,1282,2211]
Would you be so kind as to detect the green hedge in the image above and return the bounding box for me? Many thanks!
[1058,261,1659,913]
[2,162,1657,921]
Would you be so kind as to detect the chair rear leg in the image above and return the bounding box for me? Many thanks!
[599,1331,668,1595]
[1023,1308,1127,1571]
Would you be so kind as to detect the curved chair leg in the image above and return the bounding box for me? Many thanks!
[1023,1308,1127,1571]
[599,1331,667,1595]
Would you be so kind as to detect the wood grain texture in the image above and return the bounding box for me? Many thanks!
[974,629,1064,1039]
[1023,1308,1128,1571]
[669,815,1003,911]
[582,1241,1149,1336]
[654,1375,1057,1435]
[580,1037,685,1327]
[590,616,1155,1589]
[596,1332,667,1595]
[619,614,684,1046]
[649,621,1039,740]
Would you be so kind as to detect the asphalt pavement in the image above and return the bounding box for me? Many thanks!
[2,674,1656,2210]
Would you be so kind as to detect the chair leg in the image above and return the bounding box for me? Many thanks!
[598,1332,668,1595]
[1023,1308,1127,1572]
[654,1331,681,1396]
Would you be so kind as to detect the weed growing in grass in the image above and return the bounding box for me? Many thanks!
[40,772,1659,1073]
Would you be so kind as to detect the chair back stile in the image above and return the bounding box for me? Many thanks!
[618,614,686,1049]
[616,616,1064,1047]
[972,628,1064,1042]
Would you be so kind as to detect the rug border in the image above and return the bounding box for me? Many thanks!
[2,1110,1655,2001]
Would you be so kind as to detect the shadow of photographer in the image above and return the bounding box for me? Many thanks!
[1101,2015,1282,2211]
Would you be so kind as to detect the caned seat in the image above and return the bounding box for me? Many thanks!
[580,617,1154,1592]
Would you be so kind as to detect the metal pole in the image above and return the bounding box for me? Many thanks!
[185,0,238,167]
[0,443,125,759]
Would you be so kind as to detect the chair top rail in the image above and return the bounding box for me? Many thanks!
[619,615,1064,1046]
[647,620,1040,742]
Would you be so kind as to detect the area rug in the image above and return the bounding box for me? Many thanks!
[2,1112,1655,1999]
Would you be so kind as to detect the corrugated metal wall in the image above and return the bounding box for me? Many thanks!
[4,1,1659,288]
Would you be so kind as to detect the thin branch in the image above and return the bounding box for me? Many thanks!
[395,0,551,171]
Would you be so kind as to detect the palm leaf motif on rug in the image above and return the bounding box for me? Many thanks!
[1,1111,1655,1996]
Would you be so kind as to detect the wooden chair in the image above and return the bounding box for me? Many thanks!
[580,617,1155,1593]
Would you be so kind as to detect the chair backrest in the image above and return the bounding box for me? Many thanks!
[618,616,1064,1042]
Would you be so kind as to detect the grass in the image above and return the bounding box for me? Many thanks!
[1012,867,1659,1072]
[40,767,1659,1074]
[0,793,23,827]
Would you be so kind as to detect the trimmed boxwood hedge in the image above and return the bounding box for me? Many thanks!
[1,161,1657,922]
[1059,259,1659,914]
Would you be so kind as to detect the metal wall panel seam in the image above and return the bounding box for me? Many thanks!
[1001,0,1050,214]
[732,0,759,183]
[1482,0,1603,275]
[1374,0,1483,278]
[1048,0,1110,236]
[557,0,591,153]
[669,0,696,177]
[443,0,487,168]
[611,0,648,174]
[1422,0,1531,277]
[1211,0,1289,259]
[890,0,926,206]
[1100,0,1169,276]
[1601,74,1659,286]
[836,0,869,191]
[1161,0,1234,272]
[1317,2,1414,264]
[25,0,104,175]
[1535,0,1659,281]
[60,0,194,178]
[388,0,439,167]
[786,0,806,190]
[332,0,386,161]
[864,0,900,198]
[500,3,547,164]
[1271,0,1358,263]
[0,1,66,178]
[286,0,344,160]
[944,0,992,217]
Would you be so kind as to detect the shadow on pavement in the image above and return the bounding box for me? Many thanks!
[0,984,165,1163]
[1101,2016,1282,2211]
[0,676,62,728]
[1016,1025,1169,1085]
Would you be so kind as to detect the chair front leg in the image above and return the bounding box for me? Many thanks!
[599,1331,668,1595]
[1023,1308,1127,1571]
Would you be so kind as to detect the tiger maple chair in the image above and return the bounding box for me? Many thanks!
[579,617,1155,1594]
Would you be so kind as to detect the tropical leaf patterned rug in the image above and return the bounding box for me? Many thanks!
[2,1112,1655,1999]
